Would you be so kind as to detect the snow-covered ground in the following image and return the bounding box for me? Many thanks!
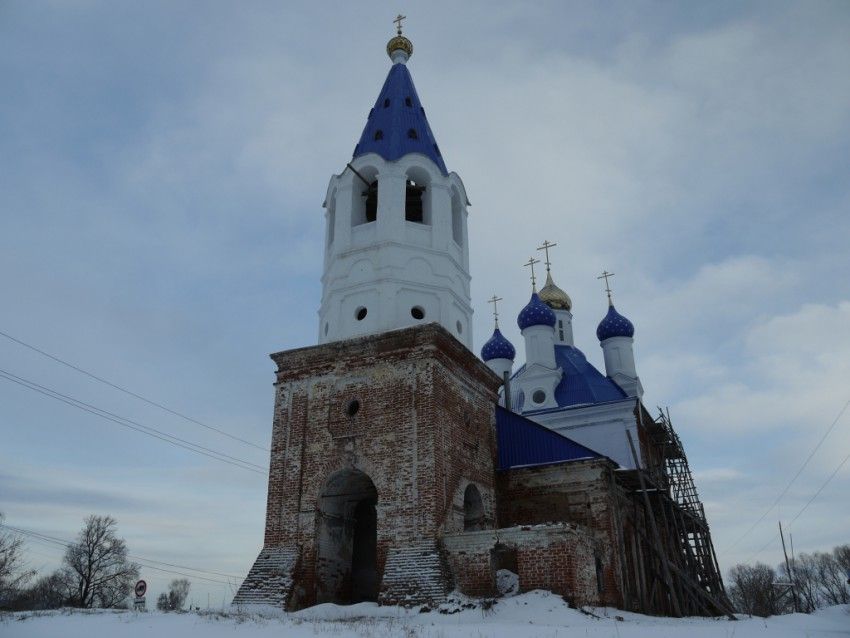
[3,591,848,638]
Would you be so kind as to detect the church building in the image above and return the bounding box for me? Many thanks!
[233,24,732,617]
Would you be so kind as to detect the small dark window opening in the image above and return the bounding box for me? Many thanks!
[463,484,485,531]
[373,130,383,141]
[558,319,564,341]
[532,390,546,404]
[407,128,418,140]
[346,400,360,417]
[411,306,425,320]
[355,307,368,321]
[383,98,390,108]
[362,180,378,222]
[405,96,412,107]
[405,180,425,223]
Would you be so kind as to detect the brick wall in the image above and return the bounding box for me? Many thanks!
[442,524,599,605]
[258,323,502,608]
[495,458,630,608]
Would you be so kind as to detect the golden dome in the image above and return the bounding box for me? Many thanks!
[539,272,572,311]
[386,35,413,60]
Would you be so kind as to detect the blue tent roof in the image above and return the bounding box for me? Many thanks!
[353,62,448,174]
[552,345,627,407]
[513,345,626,411]
[495,405,602,470]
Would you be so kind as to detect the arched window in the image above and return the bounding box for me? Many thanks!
[405,179,425,223]
[463,484,484,531]
[351,167,379,226]
[374,130,383,141]
[364,181,378,223]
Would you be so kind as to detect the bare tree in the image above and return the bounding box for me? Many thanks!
[156,578,191,611]
[0,513,35,607]
[62,515,139,608]
[814,549,849,606]
[727,562,787,617]
[780,552,822,613]
[834,544,850,578]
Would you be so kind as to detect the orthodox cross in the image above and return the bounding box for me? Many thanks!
[393,14,406,35]
[537,240,557,272]
[488,294,503,327]
[597,269,615,304]
[524,257,541,290]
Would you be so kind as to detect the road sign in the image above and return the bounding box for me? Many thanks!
[135,580,147,598]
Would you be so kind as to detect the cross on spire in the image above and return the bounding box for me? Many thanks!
[537,240,557,272]
[488,294,503,327]
[393,14,406,35]
[597,269,615,305]
[524,256,541,290]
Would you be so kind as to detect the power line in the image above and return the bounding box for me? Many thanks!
[745,449,850,564]
[0,329,268,451]
[724,398,850,553]
[3,523,241,585]
[0,368,266,475]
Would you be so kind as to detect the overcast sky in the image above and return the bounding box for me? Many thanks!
[1,1,848,608]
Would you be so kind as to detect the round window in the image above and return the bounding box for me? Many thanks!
[532,390,546,404]
[355,307,367,321]
[411,306,425,320]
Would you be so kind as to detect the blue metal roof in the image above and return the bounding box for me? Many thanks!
[512,345,626,412]
[553,345,626,407]
[495,405,602,470]
[353,62,448,174]
[596,304,635,341]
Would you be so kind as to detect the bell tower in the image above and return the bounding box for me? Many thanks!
[318,25,473,349]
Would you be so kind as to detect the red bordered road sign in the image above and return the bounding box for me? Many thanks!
[134,580,147,598]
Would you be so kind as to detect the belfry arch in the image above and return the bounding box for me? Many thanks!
[315,468,379,604]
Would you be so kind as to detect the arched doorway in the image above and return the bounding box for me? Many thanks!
[463,483,485,531]
[315,469,379,604]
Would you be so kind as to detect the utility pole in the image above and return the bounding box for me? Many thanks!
[779,521,799,613]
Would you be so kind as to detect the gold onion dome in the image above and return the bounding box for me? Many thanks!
[539,272,572,311]
[387,35,413,60]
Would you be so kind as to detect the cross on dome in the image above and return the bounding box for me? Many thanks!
[523,256,541,291]
[488,294,503,327]
[597,269,615,305]
[537,240,557,272]
[393,14,406,34]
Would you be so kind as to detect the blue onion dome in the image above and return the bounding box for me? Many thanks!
[481,328,516,362]
[596,304,635,341]
[517,292,557,330]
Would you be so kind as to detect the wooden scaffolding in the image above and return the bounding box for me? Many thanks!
[616,404,735,618]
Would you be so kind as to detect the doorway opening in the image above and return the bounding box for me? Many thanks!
[315,469,379,604]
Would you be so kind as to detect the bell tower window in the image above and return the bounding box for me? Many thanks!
[364,181,378,223]
[351,167,379,226]
[405,179,425,223]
